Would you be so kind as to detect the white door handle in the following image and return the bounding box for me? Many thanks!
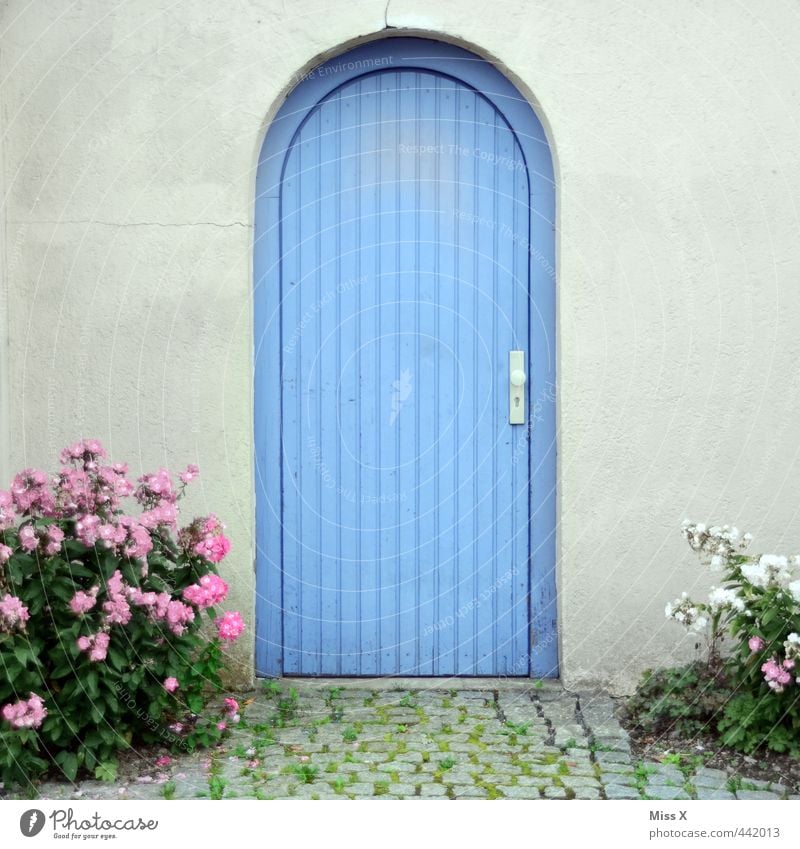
[509,351,526,424]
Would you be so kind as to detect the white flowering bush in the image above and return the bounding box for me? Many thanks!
[662,522,800,754]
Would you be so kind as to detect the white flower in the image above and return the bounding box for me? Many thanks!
[788,580,800,603]
[691,616,709,633]
[760,554,788,569]
[710,555,724,570]
[707,586,745,613]
[675,612,685,622]
[665,602,673,618]
[741,562,767,587]
[786,632,800,645]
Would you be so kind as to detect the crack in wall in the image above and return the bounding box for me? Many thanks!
[31,220,250,229]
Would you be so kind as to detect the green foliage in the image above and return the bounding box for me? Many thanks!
[438,756,457,770]
[718,692,800,756]
[645,522,800,757]
[624,662,733,739]
[291,763,319,784]
[0,523,232,790]
[501,721,530,736]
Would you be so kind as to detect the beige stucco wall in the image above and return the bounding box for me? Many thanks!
[2,0,800,693]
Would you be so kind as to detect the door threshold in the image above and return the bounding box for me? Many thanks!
[257,675,561,692]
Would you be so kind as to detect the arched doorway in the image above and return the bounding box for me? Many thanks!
[255,37,557,677]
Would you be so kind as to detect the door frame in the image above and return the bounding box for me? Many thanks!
[254,36,557,678]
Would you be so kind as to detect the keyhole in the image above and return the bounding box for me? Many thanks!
[514,396,520,408]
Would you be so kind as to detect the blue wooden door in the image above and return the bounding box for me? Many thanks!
[255,39,557,677]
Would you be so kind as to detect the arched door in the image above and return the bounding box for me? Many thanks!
[255,38,557,677]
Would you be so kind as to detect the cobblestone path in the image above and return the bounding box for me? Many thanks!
[25,681,797,800]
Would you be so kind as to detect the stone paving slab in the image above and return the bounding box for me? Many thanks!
[10,682,797,801]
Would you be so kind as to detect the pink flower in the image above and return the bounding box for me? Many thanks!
[139,502,178,530]
[0,490,16,530]
[163,677,180,694]
[89,632,110,662]
[165,600,195,636]
[69,586,99,615]
[748,636,765,652]
[195,534,231,564]
[168,722,184,734]
[106,570,124,596]
[180,514,231,563]
[15,522,65,556]
[75,513,101,546]
[153,592,171,619]
[182,573,229,609]
[102,595,132,626]
[215,610,245,642]
[0,544,12,563]
[180,464,200,484]
[135,469,178,509]
[216,721,227,731]
[784,658,796,670]
[60,439,106,466]
[18,524,38,552]
[10,469,55,516]
[155,755,172,767]
[1,693,47,730]
[223,697,239,713]
[77,631,110,662]
[98,522,126,547]
[0,593,29,632]
[44,524,64,555]
[762,658,780,679]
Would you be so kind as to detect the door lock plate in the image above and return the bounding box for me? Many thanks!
[509,350,526,424]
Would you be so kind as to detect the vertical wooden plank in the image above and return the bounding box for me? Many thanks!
[529,117,559,678]
[280,136,303,674]
[358,73,381,676]
[473,96,500,675]
[254,193,283,676]
[314,89,344,675]
[377,71,400,674]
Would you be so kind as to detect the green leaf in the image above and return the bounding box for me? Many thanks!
[84,669,99,699]
[95,761,118,782]
[12,645,31,667]
[187,694,204,713]
[57,751,78,782]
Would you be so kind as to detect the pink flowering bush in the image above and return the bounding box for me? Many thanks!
[0,440,245,790]
[660,522,800,754]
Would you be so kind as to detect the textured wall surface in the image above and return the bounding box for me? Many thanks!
[2,0,800,693]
